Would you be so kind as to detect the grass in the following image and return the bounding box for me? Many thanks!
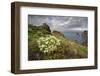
[28,24,88,60]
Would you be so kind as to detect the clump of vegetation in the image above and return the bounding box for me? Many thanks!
[37,35,61,53]
[28,23,88,60]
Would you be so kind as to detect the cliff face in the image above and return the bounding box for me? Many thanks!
[52,31,65,38]
[28,23,87,60]
[28,23,51,35]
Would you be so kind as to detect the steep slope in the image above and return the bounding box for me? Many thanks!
[28,23,87,60]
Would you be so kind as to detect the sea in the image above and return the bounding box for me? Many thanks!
[63,32,87,44]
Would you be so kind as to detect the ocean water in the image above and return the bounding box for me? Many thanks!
[63,32,87,44]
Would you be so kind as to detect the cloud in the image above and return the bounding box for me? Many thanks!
[28,15,88,32]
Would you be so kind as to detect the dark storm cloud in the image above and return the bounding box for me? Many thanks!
[28,15,88,32]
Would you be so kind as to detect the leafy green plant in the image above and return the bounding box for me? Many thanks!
[37,35,61,53]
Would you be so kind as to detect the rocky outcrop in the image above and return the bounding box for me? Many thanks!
[52,31,65,38]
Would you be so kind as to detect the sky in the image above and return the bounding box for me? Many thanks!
[28,15,88,32]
